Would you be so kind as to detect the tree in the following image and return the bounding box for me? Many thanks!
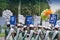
[55,10,60,20]
[0,0,9,16]
[0,0,50,17]
[21,0,40,16]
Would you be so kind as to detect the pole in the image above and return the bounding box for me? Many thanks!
[18,0,21,14]
[39,0,42,25]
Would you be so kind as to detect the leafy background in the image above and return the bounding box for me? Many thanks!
[0,0,50,16]
[0,0,60,26]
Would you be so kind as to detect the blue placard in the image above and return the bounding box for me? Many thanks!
[25,16,34,25]
[49,14,57,26]
[10,16,16,25]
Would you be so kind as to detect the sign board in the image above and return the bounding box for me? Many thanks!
[49,14,57,26]
[18,14,25,24]
[25,16,34,25]
[0,17,6,25]
[55,20,60,27]
[34,16,41,26]
[10,16,16,25]
[42,21,50,27]
[45,21,50,27]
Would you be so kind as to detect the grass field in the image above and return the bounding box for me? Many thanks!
[0,33,5,37]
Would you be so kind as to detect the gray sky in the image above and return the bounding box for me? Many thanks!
[47,0,60,13]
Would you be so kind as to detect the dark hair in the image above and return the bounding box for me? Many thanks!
[7,24,10,27]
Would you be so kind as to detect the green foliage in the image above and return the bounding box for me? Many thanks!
[55,10,60,20]
[0,0,9,16]
[40,0,50,13]
[0,0,50,16]
[21,0,40,16]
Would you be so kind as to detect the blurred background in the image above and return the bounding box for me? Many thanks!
[0,0,60,40]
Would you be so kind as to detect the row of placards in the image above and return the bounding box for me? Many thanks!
[2,9,57,26]
[10,14,57,27]
[0,14,58,27]
[10,15,34,25]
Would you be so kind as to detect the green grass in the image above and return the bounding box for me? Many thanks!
[0,33,5,37]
